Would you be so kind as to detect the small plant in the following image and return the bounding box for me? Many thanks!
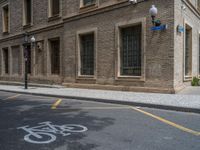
[191,77,200,86]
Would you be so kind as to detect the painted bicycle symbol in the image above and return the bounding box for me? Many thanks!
[17,121,88,144]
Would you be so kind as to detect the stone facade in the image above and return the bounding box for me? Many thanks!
[0,0,199,93]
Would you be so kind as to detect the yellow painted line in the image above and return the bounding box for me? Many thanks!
[130,106,200,136]
[51,99,62,109]
[82,106,130,110]
[56,106,130,110]
[3,94,21,100]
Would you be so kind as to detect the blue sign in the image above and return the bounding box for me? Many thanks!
[151,25,168,31]
[177,25,184,33]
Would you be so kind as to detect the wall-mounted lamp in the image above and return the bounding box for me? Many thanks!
[149,5,167,31]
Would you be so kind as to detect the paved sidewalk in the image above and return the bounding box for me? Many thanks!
[0,84,199,113]
[178,86,200,95]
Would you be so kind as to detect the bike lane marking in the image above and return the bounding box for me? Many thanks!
[51,99,62,109]
[130,106,200,136]
[2,94,21,100]
[17,121,88,144]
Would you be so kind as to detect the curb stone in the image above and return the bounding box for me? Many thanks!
[0,89,199,114]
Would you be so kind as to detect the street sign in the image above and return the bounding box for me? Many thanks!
[151,24,168,31]
[177,25,184,33]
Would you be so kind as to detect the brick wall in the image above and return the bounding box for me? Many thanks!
[174,0,200,90]
[0,0,181,93]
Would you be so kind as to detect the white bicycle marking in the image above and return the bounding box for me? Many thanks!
[17,121,88,144]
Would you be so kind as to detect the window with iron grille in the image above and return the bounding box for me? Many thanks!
[185,27,192,76]
[2,5,9,33]
[80,33,95,76]
[50,39,60,75]
[199,35,200,75]
[24,0,32,25]
[2,48,9,74]
[83,0,96,6]
[120,25,142,76]
[12,46,21,75]
[50,0,60,17]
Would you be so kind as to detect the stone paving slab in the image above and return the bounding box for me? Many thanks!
[178,86,200,95]
[0,85,199,113]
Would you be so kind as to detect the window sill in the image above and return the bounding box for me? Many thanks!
[2,31,9,35]
[77,75,96,80]
[116,76,145,82]
[184,76,192,81]
[48,15,61,22]
[79,3,98,12]
[23,23,33,29]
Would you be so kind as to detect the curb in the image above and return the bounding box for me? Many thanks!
[0,89,200,114]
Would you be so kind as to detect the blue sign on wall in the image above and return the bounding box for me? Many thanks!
[177,25,184,33]
[151,25,168,31]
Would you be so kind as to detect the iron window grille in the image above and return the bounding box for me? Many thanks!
[185,28,192,76]
[50,40,60,75]
[2,5,9,33]
[51,0,60,16]
[24,0,32,25]
[80,33,95,76]
[2,48,9,74]
[199,35,200,74]
[121,25,142,76]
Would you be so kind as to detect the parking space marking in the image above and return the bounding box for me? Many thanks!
[57,106,130,110]
[130,107,200,136]
[51,99,62,109]
[3,94,21,100]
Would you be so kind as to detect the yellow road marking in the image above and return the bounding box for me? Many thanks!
[3,94,21,100]
[57,106,130,110]
[82,106,130,110]
[130,107,200,136]
[51,99,62,109]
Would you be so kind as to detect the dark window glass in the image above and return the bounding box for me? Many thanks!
[185,28,192,76]
[12,46,20,75]
[25,0,32,24]
[3,5,9,32]
[50,40,60,75]
[80,34,94,75]
[199,35,200,74]
[3,48,9,74]
[83,0,95,6]
[52,0,60,16]
[121,25,142,76]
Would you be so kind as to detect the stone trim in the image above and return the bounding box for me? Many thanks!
[183,0,200,19]
[48,0,62,19]
[79,0,99,11]
[22,0,33,27]
[1,2,10,34]
[183,20,193,81]
[76,27,98,80]
[115,17,146,81]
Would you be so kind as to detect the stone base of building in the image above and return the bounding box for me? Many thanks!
[0,80,187,94]
[63,83,176,94]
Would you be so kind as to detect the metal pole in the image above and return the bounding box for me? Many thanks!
[24,45,28,89]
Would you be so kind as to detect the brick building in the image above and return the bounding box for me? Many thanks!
[0,0,199,93]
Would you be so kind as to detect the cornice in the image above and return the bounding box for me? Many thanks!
[182,0,200,19]
[0,23,64,43]
[63,0,147,23]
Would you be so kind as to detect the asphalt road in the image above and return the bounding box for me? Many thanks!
[0,91,199,150]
